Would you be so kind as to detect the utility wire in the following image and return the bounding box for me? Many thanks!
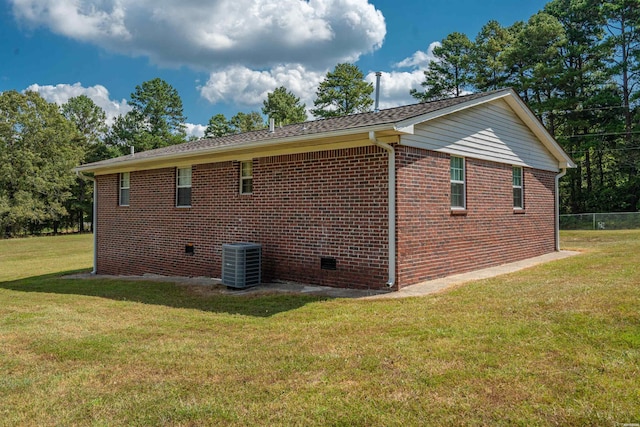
[547,105,632,114]
[568,146,640,155]
[561,130,640,138]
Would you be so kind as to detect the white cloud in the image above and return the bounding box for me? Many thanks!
[25,82,209,138]
[394,42,440,69]
[185,123,206,139]
[362,42,440,108]
[199,64,324,111]
[25,82,131,125]
[11,1,387,115]
[10,0,385,71]
[364,71,423,109]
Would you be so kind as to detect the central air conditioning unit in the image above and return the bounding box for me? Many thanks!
[222,243,262,289]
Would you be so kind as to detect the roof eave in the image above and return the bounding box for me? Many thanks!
[74,123,396,174]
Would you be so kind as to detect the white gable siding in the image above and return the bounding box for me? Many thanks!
[400,99,560,172]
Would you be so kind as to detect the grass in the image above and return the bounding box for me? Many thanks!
[1,231,639,426]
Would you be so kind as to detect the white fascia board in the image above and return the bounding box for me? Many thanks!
[502,93,576,169]
[394,124,414,134]
[393,90,512,133]
[74,123,394,174]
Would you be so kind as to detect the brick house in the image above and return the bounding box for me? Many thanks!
[75,89,574,291]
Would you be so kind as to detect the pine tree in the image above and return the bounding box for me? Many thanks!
[204,113,233,138]
[411,32,474,102]
[311,63,373,118]
[262,86,307,126]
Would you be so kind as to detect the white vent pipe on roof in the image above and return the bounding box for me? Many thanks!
[269,118,275,133]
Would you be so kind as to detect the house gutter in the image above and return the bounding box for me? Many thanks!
[369,131,396,288]
[555,168,567,251]
[75,124,395,175]
[76,171,97,275]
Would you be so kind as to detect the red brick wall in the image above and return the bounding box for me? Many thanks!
[96,146,390,289]
[396,146,557,287]
[95,144,558,290]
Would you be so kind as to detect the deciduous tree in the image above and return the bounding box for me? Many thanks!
[61,95,110,232]
[0,91,83,236]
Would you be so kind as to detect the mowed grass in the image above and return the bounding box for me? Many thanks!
[0,232,639,426]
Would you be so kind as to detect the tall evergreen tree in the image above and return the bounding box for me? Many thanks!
[505,12,567,116]
[262,86,307,126]
[107,78,187,154]
[311,63,374,118]
[603,0,640,209]
[544,0,616,213]
[472,21,514,91]
[61,95,107,147]
[230,111,265,133]
[204,113,233,138]
[411,32,474,102]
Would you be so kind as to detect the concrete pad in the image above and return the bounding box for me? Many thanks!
[365,250,581,300]
[64,251,580,300]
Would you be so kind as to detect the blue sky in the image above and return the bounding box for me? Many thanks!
[1,0,549,137]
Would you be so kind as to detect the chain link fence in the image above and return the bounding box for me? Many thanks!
[559,212,640,230]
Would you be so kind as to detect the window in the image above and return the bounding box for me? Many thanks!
[176,167,192,207]
[513,166,523,209]
[240,161,253,194]
[450,156,465,209]
[119,172,130,206]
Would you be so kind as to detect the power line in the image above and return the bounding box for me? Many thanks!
[568,146,640,155]
[562,130,640,139]
[547,105,632,114]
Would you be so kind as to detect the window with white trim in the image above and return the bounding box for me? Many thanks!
[176,167,192,207]
[513,166,523,209]
[119,172,130,206]
[450,156,465,209]
[240,161,253,194]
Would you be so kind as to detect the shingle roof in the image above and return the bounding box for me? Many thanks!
[77,89,510,171]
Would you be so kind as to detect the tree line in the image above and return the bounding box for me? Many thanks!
[0,64,372,237]
[411,0,640,214]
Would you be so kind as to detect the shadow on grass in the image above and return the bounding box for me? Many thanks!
[0,270,329,318]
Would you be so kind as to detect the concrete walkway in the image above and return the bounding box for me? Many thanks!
[366,250,581,299]
[66,251,580,299]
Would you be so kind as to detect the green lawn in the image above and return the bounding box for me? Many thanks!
[0,231,639,426]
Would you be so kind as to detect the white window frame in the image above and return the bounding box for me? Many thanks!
[119,172,130,206]
[450,156,466,209]
[513,166,524,209]
[240,160,253,195]
[176,167,192,207]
